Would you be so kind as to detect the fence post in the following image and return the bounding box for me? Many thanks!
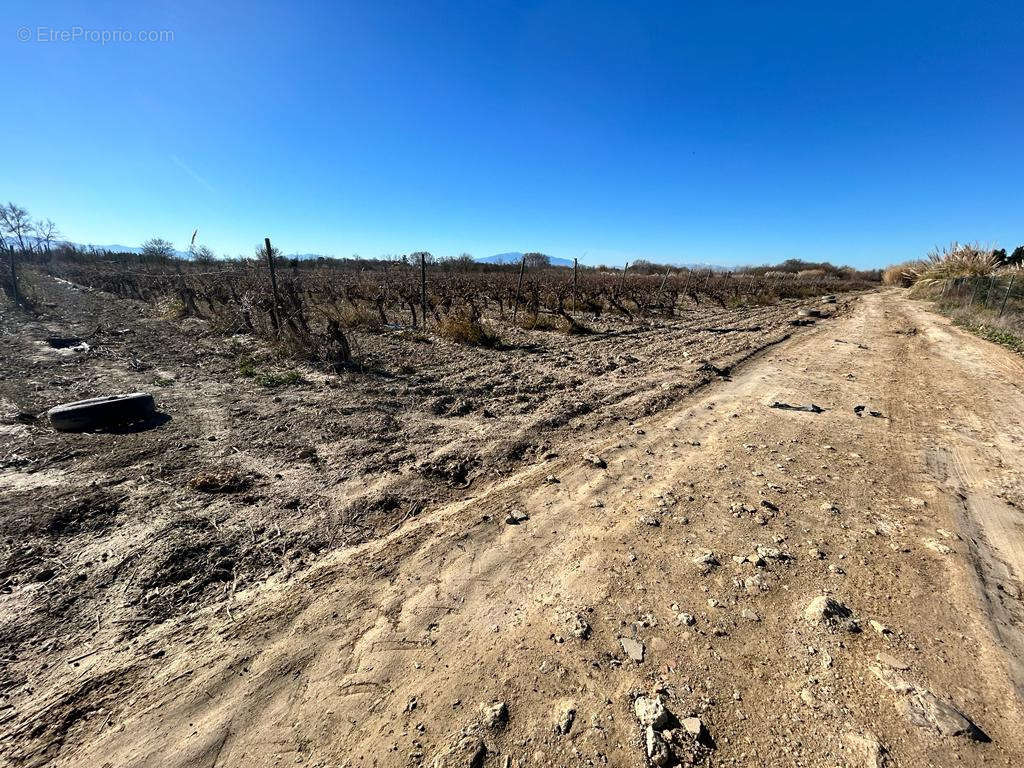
[5,247,19,306]
[174,260,196,316]
[985,275,997,307]
[512,254,526,322]
[658,266,671,293]
[968,276,979,306]
[264,237,281,331]
[999,274,1016,317]
[572,257,578,316]
[656,266,672,313]
[420,252,428,328]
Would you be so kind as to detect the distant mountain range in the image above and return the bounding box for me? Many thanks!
[476,252,575,267]
[7,237,731,271]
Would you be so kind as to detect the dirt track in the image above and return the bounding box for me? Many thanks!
[3,290,1024,767]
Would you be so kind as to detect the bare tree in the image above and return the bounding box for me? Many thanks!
[193,244,216,262]
[255,241,283,262]
[32,218,61,254]
[1,202,33,253]
[141,237,176,262]
[523,252,551,268]
[0,202,34,304]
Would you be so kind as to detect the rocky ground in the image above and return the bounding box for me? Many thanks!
[1,279,1022,767]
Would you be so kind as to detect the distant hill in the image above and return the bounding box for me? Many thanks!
[477,252,575,267]
[8,238,195,260]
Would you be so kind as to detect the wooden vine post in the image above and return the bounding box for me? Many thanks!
[420,252,428,328]
[265,236,281,331]
[572,258,578,316]
[5,245,19,306]
[512,254,526,322]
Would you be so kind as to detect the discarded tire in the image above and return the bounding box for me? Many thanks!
[47,392,156,432]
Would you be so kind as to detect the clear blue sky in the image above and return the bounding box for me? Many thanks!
[4,1,1022,268]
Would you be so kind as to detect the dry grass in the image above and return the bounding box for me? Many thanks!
[518,313,559,332]
[882,260,926,287]
[338,305,384,331]
[912,243,1001,290]
[437,316,502,348]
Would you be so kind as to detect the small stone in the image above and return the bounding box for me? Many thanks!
[869,665,915,694]
[820,501,840,514]
[680,716,704,737]
[844,731,886,768]
[553,701,577,735]
[564,612,591,639]
[691,549,719,571]
[870,620,892,636]
[803,595,852,625]
[583,452,607,469]
[633,695,668,728]
[430,735,486,768]
[479,700,508,729]
[904,496,927,508]
[875,652,909,671]
[678,612,696,626]
[640,515,661,527]
[924,538,953,555]
[740,608,761,622]
[620,637,645,662]
[646,726,671,766]
[897,689,982,739]
[799,688,818,708]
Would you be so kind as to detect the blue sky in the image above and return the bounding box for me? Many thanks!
[3,1,1022,268]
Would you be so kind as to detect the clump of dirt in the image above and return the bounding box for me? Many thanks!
[46,488,122,535]
[133,518,240,614]
[190,468,255,493]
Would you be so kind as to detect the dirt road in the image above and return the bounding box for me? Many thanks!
[5,291,1024,767]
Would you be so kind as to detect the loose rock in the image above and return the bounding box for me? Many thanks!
[553,701,577,734]
[803,595,853,626]
[633,695,668,728]
[431,735,486,768]
[897,689,984,739]
[620,637,645,662]
[844,731,886,768]
[924,538,953,555]
[479,700,508,730]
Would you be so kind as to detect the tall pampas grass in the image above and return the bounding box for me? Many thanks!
[912,242,1000,290]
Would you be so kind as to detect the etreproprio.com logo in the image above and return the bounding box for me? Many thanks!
[17,26,175,44]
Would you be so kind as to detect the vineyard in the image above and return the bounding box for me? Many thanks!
[24,247,876,368]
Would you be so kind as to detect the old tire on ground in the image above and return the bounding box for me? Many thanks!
[47,392,156,432]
